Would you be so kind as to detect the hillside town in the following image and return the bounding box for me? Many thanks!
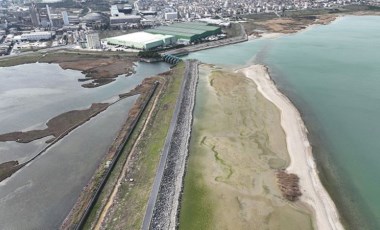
[0,0,378,55]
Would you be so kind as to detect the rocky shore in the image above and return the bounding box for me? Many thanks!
[145,60,199,230]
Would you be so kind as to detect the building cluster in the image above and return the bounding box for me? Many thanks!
[135,0,369,19]
[0,0,377,55]
[104,22,222,50]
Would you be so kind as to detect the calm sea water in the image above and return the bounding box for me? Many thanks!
[0,62,170,229]
[188,16,380,229]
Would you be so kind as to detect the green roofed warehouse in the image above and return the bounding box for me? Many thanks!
[146,22,221,43]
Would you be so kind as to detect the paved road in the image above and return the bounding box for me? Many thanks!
[141,60,198,230]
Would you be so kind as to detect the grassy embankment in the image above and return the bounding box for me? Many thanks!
[82,62,186,229]
[180,66,313,230]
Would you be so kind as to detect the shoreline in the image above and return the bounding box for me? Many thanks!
[248,14,341,41]
[240,65,343,230]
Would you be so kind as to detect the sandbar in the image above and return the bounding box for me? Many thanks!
[240,65,344,230]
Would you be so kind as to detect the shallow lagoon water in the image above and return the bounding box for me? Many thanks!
[188,16,380,229]
[0,61,169,229]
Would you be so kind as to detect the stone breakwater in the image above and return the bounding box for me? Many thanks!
[144,60,199,230]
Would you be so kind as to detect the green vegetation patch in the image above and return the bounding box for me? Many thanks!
[179,132,214,230]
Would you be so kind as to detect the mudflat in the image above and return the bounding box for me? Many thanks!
[180,65,313,229]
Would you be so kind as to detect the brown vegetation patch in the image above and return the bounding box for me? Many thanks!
[276,170,302,201]
[0,161,25,182]
[243,14,337,35]
[82,78,116,88]
[0,103,109,143]
[56,56,137,88]
[119,76,161,98]
[0,51,138,88]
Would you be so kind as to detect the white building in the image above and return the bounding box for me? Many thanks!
[86,32,101,49]
[46,5,53,27]
[111,5,121,16]
[105,31,176,50]
[4,34,14,43]
[165,12,178,21]
[20,31,53,41]
[62,11,69,26]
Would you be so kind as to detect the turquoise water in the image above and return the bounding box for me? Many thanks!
[188,16,380,229]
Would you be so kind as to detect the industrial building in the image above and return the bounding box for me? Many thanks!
[105,31,176,50]
[62,11,69,26]
[20,31,53,41]
[29,2,40,27]
[110,15,141,25]
[86,32,101,49]
[146,22,221,43]
[139,10,157,16]
[164,12,178,21]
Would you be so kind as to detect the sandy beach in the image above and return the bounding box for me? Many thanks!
[241,65,344,230]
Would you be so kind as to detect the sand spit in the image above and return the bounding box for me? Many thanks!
[180,66,312,230]
[241,65,343,230]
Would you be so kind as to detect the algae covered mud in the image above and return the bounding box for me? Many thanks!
[185,16,380,229]
[180,65,314,229]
